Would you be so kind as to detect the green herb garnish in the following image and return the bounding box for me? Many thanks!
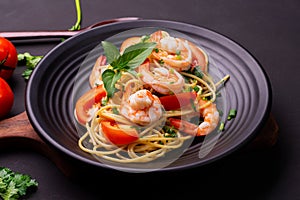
[141,35,150,43]
[112,107,119,114]
[183,65,204,78]
[217,109,237,132]
[193,66,204,78]
[163,126,177,138]
[0,167,38,200]
[159,59,164,64]
[193,85,200,93]
[219,121,225,131]
[101,41,156,98]
[17,52,43,80]
[227,109,237,120]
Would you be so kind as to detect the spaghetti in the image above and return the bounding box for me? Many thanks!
[75,30,230,163]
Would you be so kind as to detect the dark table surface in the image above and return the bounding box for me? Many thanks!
[1,0,299,199]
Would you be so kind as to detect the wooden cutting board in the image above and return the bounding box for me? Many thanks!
[0,111,279,176]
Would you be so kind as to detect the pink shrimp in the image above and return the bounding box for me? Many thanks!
[168,99,220,136]
[138,61,184,95]
[120,88,164,126]
[149,30,192,71]
[150,30,209,72]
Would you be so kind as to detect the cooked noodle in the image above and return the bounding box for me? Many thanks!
[77,30,230,163]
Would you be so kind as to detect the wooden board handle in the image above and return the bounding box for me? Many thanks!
[245,113,279,150]
[0,111,42,142]
[0,111,75,176]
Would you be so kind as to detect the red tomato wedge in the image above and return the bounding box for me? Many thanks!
[101,120,139,145]
[159,91,197,111]
[75,85,106,125]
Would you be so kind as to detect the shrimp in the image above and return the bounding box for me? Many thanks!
[138,61,184,95]
[188,41,209,72]
[119,37,141,54]
[168,99,220,136]
[150,30,209,72]
[150,30,192,71]
[120,88,164,126]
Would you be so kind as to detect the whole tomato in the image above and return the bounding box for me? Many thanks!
[0,77,14,119]
[0,37,18,80]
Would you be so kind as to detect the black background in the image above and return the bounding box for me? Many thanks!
[0,0,299,199]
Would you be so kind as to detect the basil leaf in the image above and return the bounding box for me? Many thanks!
[102,69,121,98]
[101,40,157,99]
[110,42,156,70]
[122,42,157,69]
[101,41,120,64]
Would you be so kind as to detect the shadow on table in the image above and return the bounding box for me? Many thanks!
[66,142,284,199]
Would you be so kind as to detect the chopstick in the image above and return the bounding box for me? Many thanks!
[0,17,141,40]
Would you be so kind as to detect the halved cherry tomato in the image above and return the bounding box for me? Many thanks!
[159,91,197,111]
[0,77,14,119]
[101,120,139,145]
[75,85,106,125]
[0,37,18,80]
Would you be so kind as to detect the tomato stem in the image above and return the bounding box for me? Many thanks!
[0,52,9,65]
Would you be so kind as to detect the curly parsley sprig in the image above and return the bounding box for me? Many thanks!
[0,167,38,200]
[17,52,43,80]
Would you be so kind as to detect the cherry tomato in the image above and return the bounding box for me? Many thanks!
[75,85,107,125]
[0,37,18,80]
[0,77,14,119]
[101,120,139,145]
[159,91,197,110]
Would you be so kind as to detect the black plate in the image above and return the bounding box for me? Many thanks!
[25,19,272,173]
